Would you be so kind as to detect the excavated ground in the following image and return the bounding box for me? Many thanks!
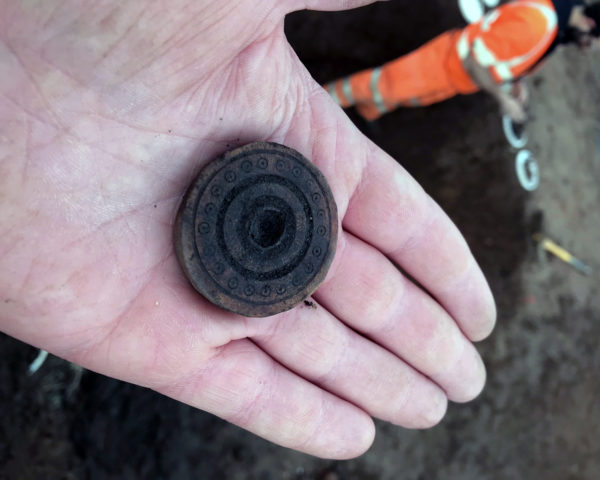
[2,1,599,479]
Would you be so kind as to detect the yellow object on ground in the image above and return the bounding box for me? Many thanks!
[533,233,593,275]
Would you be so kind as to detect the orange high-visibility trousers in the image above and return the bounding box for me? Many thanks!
[325,30,479,120]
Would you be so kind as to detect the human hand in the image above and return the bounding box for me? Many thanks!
[569,5,596,33]
[511,80,529,107]
[0,0,495,459]
[499,92,528,124]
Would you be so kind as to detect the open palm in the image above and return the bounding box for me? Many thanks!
[1,0,495,458]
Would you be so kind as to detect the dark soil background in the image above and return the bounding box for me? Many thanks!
[2,1,600,479]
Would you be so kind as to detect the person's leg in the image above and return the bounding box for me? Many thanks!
[325,31,464,120]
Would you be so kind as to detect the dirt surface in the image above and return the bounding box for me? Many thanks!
[2,1,600,479]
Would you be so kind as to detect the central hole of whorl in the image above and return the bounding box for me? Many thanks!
[250,208,286,248]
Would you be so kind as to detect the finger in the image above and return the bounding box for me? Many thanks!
[314,232,487,402]
[253,300,448,428]
[65,260,374,459]
[340,141,496,342]
[281,86,495,341]
[157,339,375,459]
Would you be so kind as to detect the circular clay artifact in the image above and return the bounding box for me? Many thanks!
[174,142,338,317]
